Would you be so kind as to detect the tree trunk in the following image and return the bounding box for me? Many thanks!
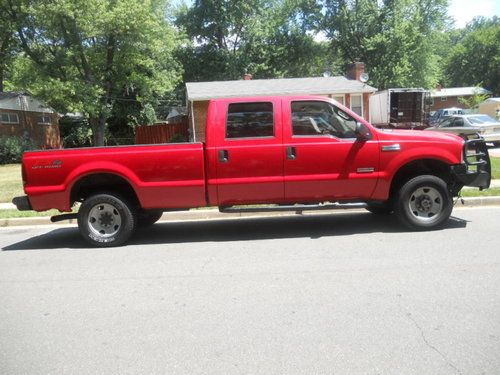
[0,66,3,92]
[91,114,106,146]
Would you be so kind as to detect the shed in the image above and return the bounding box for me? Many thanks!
[478,97,500,119]
[186,75,377,142]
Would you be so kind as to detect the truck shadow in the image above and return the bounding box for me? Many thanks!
[2,211,468,251]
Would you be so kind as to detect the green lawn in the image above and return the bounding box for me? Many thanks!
[0,209,63,219]
[0,164,23,203]
[491,156,500,180]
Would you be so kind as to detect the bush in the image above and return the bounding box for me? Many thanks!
[0,136,35,164]
[59,115,93,148]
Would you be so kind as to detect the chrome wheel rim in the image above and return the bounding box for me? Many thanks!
[88,203,122,238]
[408,186,443,222]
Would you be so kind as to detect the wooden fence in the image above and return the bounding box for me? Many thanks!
[135,121,189,144]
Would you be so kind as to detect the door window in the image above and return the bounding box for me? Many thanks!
[452,118,464,127]
[291,101,358,139]
[226,102,274,139]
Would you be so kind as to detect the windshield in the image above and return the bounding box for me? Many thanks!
[468,115,497,125]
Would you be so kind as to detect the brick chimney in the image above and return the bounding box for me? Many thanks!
[243,73,253,80]
[346,61,365,81]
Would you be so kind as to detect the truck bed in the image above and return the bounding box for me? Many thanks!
[22,143,207,212]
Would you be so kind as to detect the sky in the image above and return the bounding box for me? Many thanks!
[449,0,500,27]
[174,0,500,29]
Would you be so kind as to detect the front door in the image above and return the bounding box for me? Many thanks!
[283,99,379,202]
[215,99,284,206]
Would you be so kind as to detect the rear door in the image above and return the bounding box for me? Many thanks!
[214,98,284,206]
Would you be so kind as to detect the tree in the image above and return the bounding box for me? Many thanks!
[458,87,490,111]
[322,0,448,89]
[0,0,18,91]
[175,0,325,82]
[444,17,500,95]
[4,0,182,146]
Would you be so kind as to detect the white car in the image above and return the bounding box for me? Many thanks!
[425,114,500,146]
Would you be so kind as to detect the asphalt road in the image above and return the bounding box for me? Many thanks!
[1,207,499,375]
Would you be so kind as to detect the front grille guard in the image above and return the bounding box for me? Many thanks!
[462,134,491,189]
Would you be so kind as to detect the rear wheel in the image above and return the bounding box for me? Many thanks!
[394,175,452,230]
[77,193,136,247]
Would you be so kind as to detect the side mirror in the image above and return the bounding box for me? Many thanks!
[355,122,371,141]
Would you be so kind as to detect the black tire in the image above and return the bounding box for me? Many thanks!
[394,175,453,230]
[77,193,136,247]
[366,201,393,215]
[137,210,163,228]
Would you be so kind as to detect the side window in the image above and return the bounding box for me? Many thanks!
[0,113,19,124]
[453,118,464,127]
[439,118,454,128]
[291,101,358,139]
[38,115,52,125]
[226,102,274,139]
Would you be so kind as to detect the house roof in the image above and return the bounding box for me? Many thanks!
[430,86,491,98]
[0,91,30,100]
[0,91,55,113]
[186,76,377,101]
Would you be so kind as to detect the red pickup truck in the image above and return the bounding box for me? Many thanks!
[13,96,491,247]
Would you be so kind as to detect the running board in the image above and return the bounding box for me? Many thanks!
[50,213,78,222]
[219,202,367,214]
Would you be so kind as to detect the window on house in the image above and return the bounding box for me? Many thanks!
[331,95,345,106]
[226,102,274,139]
[0,113,19,124]
[350,94,363,116]
[440,97,447,101]
[38,115,52,125]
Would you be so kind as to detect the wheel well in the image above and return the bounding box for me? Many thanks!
[70,173,140,207]
[389,159,453,198]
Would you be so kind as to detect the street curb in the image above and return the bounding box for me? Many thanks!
[1,196,500,228]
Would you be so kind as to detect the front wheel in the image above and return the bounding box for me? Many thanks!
[394,175,453,230]
[77,193,136,247]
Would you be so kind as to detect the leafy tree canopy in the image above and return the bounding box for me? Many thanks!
[3,0,182,145]
[444,16,500,95]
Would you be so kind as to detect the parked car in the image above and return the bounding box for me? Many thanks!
[428,108,465,126]
[13,96,491,247]
[425,114,500,146]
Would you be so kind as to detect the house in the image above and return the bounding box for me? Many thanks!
[478,97,500,119]
[185,62,377,142]
[429,86,491,112]
[0,92,61,148]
